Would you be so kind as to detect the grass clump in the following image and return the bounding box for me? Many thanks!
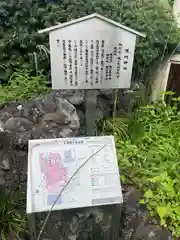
[0,70,50,107]
[102,94,180,238]
[0,188,27,240]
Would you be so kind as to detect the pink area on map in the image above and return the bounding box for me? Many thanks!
[39,152,68,192]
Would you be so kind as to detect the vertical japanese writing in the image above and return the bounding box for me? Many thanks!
[85,40,89,84]
[123,48,129,70]
[109,53,113,63]
[113,46,117,56]
[116,42,122,81]
[105,53,109,81]
[105,65,109,81]
[125,48,129,53]
[56,39,60,47]
[106,53,109,63]
[105,52,113,81]
[109,66,112,81]
[58,37,133,89]
[109,53,113,81]
[74,40,78,86]
[62,40,67,59]
[118,43,122,55]
[95,40,99,84]
[79,40,83,66]
[100,40,105,84]
[68,40,73,86]
[90,40,94,83]
[62,40,67,84]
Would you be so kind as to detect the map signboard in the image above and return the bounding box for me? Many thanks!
[26,136,123,213]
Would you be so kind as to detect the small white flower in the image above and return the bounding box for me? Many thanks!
[125,90,134,93]
[17,105,23,110]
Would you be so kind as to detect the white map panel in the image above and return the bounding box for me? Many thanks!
[50,17,136,89]
[26,136,123,213]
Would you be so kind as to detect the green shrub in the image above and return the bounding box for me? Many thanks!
[168,0,175,7]
[0,70,50,107]
[0,0,179,83]
[0,189,27,239]
[102,96,180,237]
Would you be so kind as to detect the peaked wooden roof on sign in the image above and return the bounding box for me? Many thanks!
[38,13,146,38]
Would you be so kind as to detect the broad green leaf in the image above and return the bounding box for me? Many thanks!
[157,206,166,220]
[144,189,153,199]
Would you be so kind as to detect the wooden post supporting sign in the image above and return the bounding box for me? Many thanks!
[85,90,99,136]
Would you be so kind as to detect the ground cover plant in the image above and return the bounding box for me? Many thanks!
[101,93,180,237]
[0,70,50,107]
[0,188,27,240]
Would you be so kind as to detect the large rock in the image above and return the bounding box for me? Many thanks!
[37,204,122,240]
[0,94,80,187]
[35,185,172,240]
[120,185,172,240]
